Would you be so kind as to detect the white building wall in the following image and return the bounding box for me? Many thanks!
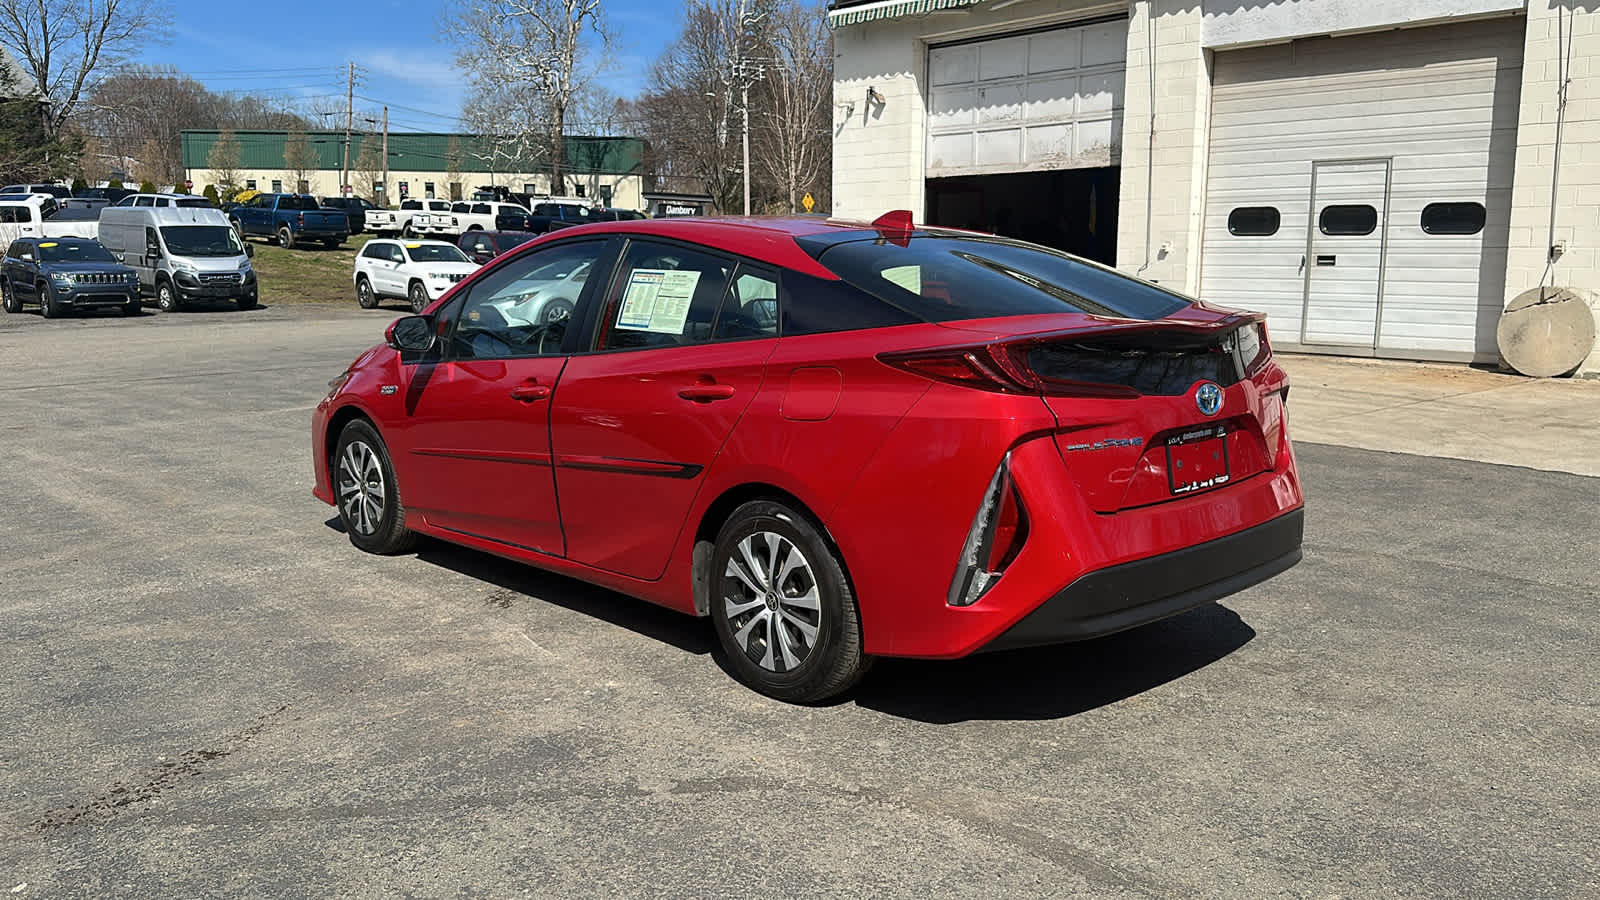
[1504,0,1600,375]
[183,168,645,211]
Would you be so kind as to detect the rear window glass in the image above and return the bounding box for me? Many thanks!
[1421,202,1486,235]
[401,200,422,210]
[281,196,321,211]
[176,198,211,208]
[814,235,1191,323]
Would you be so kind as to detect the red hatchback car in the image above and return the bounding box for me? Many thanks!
[312,213,1304,701]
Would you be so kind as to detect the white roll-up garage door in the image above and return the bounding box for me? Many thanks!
[926,18,1127,177]
[1198,17,1524,361]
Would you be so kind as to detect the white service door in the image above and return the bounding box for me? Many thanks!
[1302,160,1390,348]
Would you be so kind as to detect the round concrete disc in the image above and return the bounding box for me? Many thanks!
[1497,286,1596,378]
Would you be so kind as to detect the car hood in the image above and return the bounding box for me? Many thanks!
[47,261,135,275]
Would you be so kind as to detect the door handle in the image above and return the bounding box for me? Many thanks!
[678,383,736,402]
[1299,254,1306,274]
[509,382,550,402]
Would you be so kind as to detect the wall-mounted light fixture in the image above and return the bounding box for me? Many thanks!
[866,86,886,107]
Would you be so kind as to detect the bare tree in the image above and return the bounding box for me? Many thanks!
[752,0,830,213]
[0,0,169,140]
[282,129,318,194]
[353,134,385,202]
[447,0,605,195]
[208,128,242,197]
[445,136,464,200]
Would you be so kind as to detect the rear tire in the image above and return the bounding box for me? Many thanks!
[323,238,342,250]
[333,419,417,555]
[155,280,179,312]
[277,227,295,249]
[408,281,428,313]
[1,278,19,314]
[709,500,870,703]
[356,276,378,309]
[229,218,243,237]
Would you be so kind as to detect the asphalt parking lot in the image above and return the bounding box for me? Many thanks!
[2,305,1596,897]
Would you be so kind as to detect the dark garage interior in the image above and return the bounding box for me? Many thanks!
[925,166,1120,265]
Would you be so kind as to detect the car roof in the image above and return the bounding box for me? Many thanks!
[376,238,455,246]
[527,215,888,280]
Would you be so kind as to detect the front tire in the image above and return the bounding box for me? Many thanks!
[333,419,417,555]
[709,500,870,703]
[235,293,257,310]
[541,299,573,326]
[356,276,378,309]
[155,280,180,312]
[408,281,428,313]
[37,282,57,318]
[122,301,141,316]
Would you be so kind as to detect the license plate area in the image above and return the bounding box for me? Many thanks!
[1166,424,1230,496]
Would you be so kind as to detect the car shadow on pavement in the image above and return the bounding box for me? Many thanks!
[407,536,717,657]
[850,603,1256,723]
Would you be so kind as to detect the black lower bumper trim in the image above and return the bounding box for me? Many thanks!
[985,507,1304,652]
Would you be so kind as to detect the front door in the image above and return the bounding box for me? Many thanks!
[1302,159,1390,348]
[551,240,779,580]
[395,238,614,554]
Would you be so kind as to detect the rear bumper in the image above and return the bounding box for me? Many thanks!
[984,508,1303,651]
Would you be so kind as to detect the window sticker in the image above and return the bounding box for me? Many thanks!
[882,265,922,294]
[405,243,422,249]
[616,268,702,334]
[38,242,57,248]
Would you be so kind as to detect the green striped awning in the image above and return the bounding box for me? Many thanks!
[827,0,983,28]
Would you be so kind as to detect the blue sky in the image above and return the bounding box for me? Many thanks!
[131,0,674,133]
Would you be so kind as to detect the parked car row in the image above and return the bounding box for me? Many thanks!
[365,197,647,241]
[0,191,258,316]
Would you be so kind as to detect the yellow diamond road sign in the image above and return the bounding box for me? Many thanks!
[802,192,815,213]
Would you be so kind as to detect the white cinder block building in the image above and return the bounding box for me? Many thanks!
[829,0,1600,374]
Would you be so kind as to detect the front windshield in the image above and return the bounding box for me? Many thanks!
[406,243,469,264]
[38,240,116,263]
[161,225,245,257]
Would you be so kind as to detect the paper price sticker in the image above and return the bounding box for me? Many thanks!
[616,268,701,335]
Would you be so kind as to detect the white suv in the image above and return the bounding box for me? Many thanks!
[353,239,479,312]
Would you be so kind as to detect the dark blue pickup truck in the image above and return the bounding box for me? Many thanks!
[228,194,348,249]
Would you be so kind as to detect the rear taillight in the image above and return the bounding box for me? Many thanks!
[880,345,1138,398]
[948,455,1028,608]
[297,213,305,226]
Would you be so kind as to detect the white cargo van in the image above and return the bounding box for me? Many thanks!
[97,205,258,311]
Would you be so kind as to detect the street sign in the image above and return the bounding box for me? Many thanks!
[802,192,815,213]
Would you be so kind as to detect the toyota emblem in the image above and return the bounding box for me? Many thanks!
[1195,382,1223,416]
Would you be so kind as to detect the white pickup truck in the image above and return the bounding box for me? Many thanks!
[0,194,99,244]
[365,198,451,238]
[421,200,532,238]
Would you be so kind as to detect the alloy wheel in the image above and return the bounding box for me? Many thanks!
[721,531,822,673]
[337,439,386,536]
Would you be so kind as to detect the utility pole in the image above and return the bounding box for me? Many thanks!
[742,81,751,216]
[381,106,389,204]
[342,61,355,197]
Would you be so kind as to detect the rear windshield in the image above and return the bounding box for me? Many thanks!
[401,200,422,210]
[280,196,321,210]
[38,239,115,263]
[176,198,211,208]
[814,235,1192,323]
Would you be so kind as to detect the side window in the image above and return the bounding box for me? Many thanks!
[782,270,920,336]
[7,239,22,256]
[596,240,734,351]
[452,202,470,213]
[0,208,13,224]
[1228,207,1280,236]
[714,267,780,340]
[449,240,608,360]
[1421,202,1486,235]
[471,203,491,215]
[134,196,154,207]
[387,244,406,263]
[361,242,386,260]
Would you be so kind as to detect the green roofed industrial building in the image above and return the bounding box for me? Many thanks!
[180,130,649,209]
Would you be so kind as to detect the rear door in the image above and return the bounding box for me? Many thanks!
[396,237,617,554]
[550,238,778,580]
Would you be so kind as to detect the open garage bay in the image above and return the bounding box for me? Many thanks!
[1,308,1595,896]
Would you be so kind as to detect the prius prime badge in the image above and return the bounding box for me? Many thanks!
[1195,382,1223,417]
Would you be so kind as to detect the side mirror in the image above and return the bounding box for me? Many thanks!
[386,315,435,353]
[244,244,255,258]
[146,244,163,259]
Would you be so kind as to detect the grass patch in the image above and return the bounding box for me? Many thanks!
[249,234,372,306]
